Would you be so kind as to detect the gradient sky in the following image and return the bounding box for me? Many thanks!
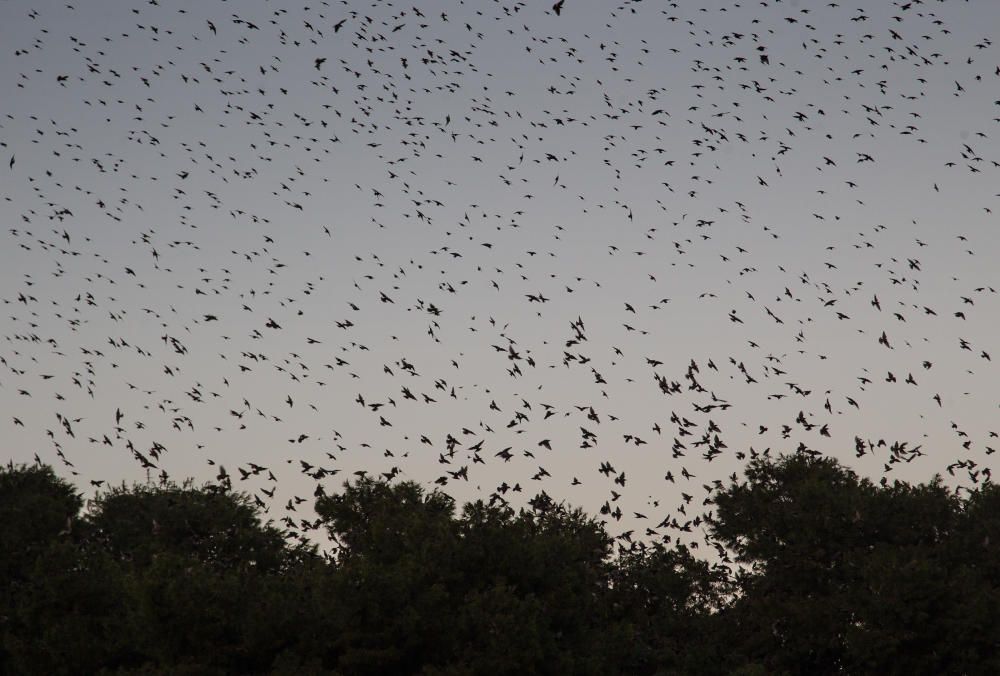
[2,0,999,549]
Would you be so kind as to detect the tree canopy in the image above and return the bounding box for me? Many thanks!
[2,453,999,675]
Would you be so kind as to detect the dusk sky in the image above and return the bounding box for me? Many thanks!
[3,0,999,548]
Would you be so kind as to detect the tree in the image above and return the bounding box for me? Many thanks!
[0,462,129,675]
[0,462,81,582]
[315,478,618,674]
[709,452,1000,674]
[607,543,733,675]
[3,539,131,675]
[6,456,1000,674]
[84,479,302,572]
[708,454,877,673]
[448,499,615,675]
[83,480,316,673]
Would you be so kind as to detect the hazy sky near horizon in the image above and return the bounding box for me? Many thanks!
[2,0,999,546]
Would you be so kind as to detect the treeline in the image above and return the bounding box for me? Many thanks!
[3,454,1000,675]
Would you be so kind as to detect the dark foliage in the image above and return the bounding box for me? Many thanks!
[2,454,999,675]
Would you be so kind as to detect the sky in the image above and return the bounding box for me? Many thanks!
[2,0,999,550]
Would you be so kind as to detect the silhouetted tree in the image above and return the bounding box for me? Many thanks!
[0,462,81,582]
[4,455,1000,675]
[709,453,1000,674]
[85,480,298,571]
[1,463,128,674]
[314,478,616,674]
[606,543,733,675]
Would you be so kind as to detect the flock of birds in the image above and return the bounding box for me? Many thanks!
[2,0,999,554]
